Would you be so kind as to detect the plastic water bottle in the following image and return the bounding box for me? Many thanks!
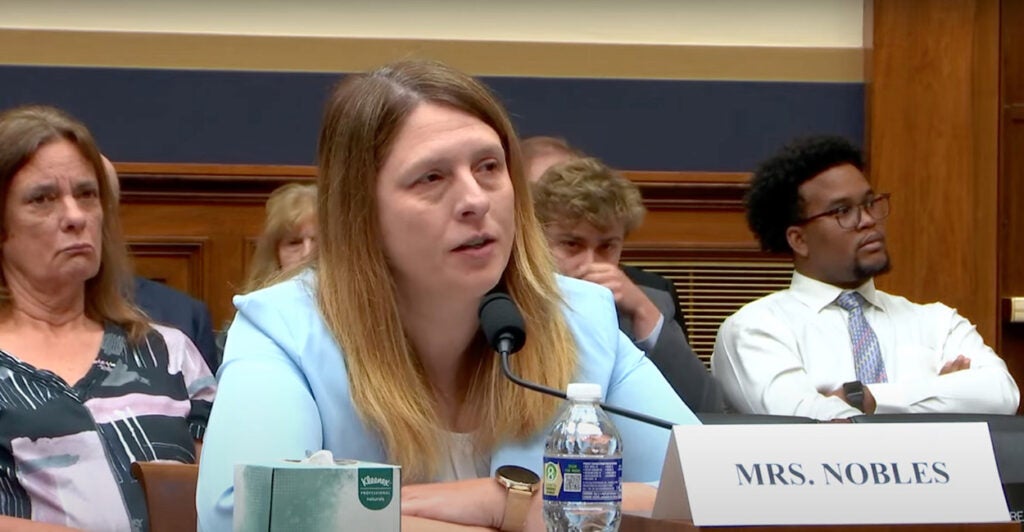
[542,382,622,531]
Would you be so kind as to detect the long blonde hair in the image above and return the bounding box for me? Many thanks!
[0,105,149,341]
[244,182,317,293]
[316,60,577,481]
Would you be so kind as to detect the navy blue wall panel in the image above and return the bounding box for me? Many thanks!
[0,66,862,172]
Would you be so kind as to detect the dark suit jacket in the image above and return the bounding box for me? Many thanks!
[622,264,688,339]
[619,266,724,413]
[133,276,219,373]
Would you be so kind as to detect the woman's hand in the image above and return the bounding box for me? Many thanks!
[402,515,498,531]
[623,482,658,512]
[401,479,656,530]
[401,478,505,529]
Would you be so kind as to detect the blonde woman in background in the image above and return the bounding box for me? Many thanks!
[214,183,317,364]
[243,182,317,293]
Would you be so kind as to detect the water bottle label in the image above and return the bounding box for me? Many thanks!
[541,457,622,503]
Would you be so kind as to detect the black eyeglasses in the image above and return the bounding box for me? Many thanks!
[796,193,891,229]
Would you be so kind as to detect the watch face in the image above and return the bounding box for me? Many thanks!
[497,465,540,485]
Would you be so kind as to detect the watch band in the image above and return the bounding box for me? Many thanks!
[495,465,539,532]
[499,486,533,532]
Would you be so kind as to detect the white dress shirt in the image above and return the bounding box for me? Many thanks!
[711,272,1020,420]
[635,313,664,353]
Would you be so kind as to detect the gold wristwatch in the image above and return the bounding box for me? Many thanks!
[495,465,540,532]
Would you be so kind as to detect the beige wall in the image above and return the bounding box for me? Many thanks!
[0,0,862,47]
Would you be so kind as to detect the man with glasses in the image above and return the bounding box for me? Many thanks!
[711,135,1019,420]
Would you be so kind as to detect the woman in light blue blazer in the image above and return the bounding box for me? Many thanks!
[197,60,699,532]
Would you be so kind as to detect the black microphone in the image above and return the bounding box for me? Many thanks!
[478,291,675,430]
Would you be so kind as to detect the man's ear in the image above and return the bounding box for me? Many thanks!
[786,226,809,258]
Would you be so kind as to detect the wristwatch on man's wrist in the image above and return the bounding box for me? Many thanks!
[495,465,540,532]
[843,380,865,412]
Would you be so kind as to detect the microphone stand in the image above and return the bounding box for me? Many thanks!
[499,350,676,430]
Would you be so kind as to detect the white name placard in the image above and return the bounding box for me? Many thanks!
[652,423,1009,526]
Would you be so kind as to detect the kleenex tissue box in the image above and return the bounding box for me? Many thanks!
[233,454,401,532]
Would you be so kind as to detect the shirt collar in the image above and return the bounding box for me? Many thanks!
[789,271,882,313]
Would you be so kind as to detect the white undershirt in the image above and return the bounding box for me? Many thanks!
[435,432,491,482]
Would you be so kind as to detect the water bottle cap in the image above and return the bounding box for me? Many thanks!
[566,382,602,401]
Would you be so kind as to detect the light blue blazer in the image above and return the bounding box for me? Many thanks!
[196,272,698,531]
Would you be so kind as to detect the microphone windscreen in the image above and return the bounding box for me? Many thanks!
[478,292,526,354]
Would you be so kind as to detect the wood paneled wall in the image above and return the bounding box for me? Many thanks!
[867,0,1024,396]
[118,164,315,327]
[117,165,761,328]
[866,0,1001,344]
[624,171,757,250]
[1000,0,1024,390]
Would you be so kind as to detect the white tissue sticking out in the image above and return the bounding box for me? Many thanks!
[302,449,335,465]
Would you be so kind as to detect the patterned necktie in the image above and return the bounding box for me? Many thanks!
[835,291,888,384]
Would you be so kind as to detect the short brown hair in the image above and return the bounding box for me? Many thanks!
[520,135,584,162]
[0,105,148,340]
[532,157,646,234]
